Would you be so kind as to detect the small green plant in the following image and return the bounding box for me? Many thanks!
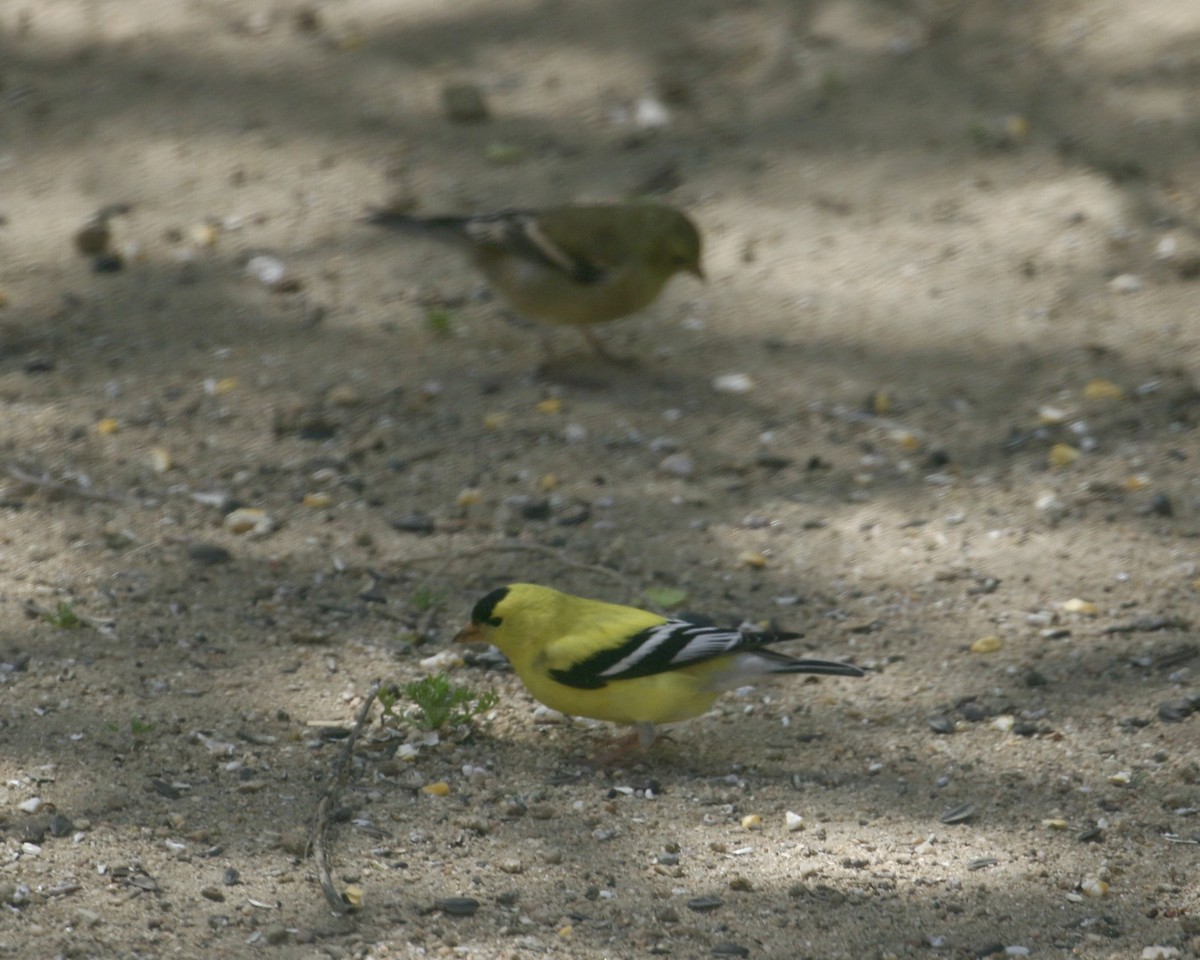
[130,718,156,738]
[382,673,497,731]
[45,601,81,629]
[424,308,455,338]
[410,587,445,613]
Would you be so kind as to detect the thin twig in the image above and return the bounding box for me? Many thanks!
[390,538,632,590]
[808,401,929,442]
[5,463,129,504]
[311,683,379,913]
[22,599,116,633]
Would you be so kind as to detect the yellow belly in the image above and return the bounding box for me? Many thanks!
[519,667,721,727]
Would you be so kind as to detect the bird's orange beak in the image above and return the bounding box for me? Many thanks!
[453,623,485,644]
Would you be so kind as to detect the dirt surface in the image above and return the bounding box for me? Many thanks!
[2,1,1200,958]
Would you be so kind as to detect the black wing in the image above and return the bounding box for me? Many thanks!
[549,620,805,690]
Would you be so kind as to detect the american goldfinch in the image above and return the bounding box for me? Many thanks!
[366,203,704,358]
[454,583,864,747]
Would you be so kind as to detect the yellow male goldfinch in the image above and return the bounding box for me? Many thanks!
[454,583,864,747]
[366,203,704,358]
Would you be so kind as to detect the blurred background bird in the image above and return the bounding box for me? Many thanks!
[366,203,704,361]
[455,583,864,750]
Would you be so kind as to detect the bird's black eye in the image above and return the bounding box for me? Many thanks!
[470,586,509,627]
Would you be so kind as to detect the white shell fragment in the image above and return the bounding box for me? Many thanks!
[246,255,287,288]
[224,508,275,538]
[712,373,756,394]
[634,96,671,129]
[1080,877,1109,898]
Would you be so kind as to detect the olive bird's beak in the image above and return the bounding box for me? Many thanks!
[453,623,485,643]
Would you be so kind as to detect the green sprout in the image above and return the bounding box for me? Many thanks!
[45,601,82,629]
[381,673,497,732]
[410,587,445,613]
[130,718,156,738]
[424,308,455,338]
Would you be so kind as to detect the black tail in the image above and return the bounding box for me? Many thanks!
[760,651,865,677]
[364,208,471,244]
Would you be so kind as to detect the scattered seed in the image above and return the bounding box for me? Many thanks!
[740,814,762,831]
[1083,379,1124,401]
[736,551,768,570]
[434,897,480,916]
[1048,443,1080,469]
[1062,598,1099,616]
[391,512,436,535]
[928,715,956,735]
[686,895,724,912]
[940,802,975,824]
[970,636,1003,654]
[188,543,232,565]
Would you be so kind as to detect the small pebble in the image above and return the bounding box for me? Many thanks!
[1109,273,1143,293]
[442,83,489,123]
[1158,700,1194,722]
[659,453,695,478]
[785,811,804,832]
[686,895,724,912]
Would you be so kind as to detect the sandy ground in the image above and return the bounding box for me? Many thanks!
[2,1,1200,957]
